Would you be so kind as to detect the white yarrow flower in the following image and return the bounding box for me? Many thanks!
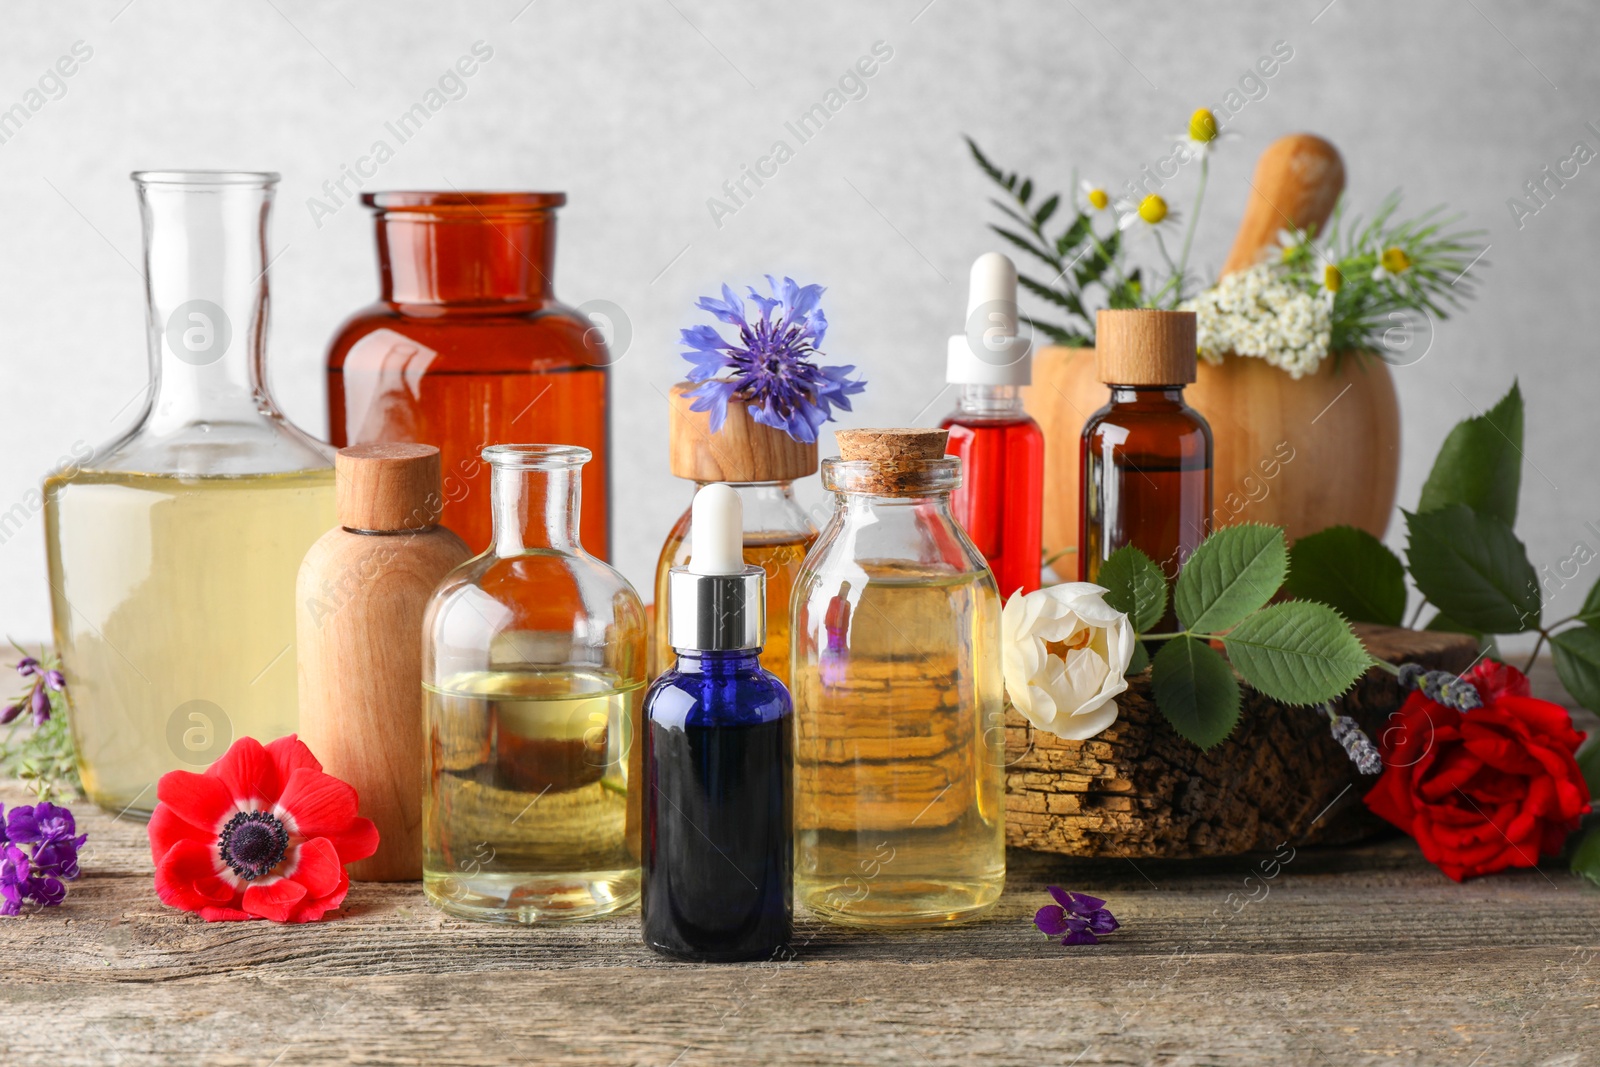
[1179,264,1334,379]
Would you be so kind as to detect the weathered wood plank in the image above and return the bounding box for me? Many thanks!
[0,660,1594,1065]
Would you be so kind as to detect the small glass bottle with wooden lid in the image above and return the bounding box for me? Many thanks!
[1079,309,1213,625]
[651,383,818,686]
[790,428,1005,927]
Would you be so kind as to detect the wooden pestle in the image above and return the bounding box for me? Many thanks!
[1220,133,1346,276]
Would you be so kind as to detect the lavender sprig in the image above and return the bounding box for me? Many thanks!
[680,276,867,444]
[2,642,79,802]
[1397,662,1482,712]
[1321,703,1382,775]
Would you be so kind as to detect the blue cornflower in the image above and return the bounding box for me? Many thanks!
[680,275,867,444]
[1034,886,1120,945]
[0,802,85,915]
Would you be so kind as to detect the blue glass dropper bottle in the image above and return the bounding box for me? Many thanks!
[642,483,794,961]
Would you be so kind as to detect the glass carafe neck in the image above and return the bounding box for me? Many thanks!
[487,445,587,556]
[1108,385,1189,408]
[136,171,279,436]
[367,192,563,307]
[954,384,1025,417]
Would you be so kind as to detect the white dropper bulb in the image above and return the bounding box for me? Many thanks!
[967,251,1020,340]
[689,483,744,576]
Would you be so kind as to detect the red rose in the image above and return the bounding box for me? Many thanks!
[1365,662,1590,881]
[148,735,379,922]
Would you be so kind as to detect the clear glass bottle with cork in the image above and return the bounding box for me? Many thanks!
[652,383,818,686]
[1079,310,1213,621]
[790,428,1005,927]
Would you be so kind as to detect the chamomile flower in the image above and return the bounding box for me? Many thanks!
[1115,193,1178,233]
[1371,246,1412,282]
[1173,107,1234,160]
[1323,264,1343,293]
[1079,179,1110,212]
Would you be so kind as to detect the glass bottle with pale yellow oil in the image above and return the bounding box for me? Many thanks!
[422,444,648,923]
[791,427,1006,927]
[651,383,818,686]
[44,171,335,817]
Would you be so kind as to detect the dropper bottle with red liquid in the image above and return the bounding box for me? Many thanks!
[939,253,1045,599]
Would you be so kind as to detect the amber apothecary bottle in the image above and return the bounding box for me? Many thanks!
[791,428,1005,927]
[325,192,611,557]
[1079,310,1212,620]
[651,384,818,685]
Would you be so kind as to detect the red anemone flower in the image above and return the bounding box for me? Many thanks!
[148,735,379,922]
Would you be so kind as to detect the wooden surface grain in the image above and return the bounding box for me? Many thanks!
[3,662,1597,1066]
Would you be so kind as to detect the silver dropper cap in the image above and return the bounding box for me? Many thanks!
[666,483,766,652]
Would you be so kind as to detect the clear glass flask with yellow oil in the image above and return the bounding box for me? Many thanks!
[44,171,335,816]
[790,428,1006,927]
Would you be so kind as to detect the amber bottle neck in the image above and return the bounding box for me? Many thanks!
[1107,385,1190,407]
[373,210,558,307]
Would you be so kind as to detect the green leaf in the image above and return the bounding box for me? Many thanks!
[1579,577,1600,628]
[1417,381,1522,525]
[1284,525,1408,626]
[1126,639,1150,676]
[1056,214,1093,256]
[988,226,1059,271]
[1173,524,1289,633]
[1023,316,1087,347]
[1097,546,1169,634]
[1552,626,1600,713]
[1018,274,1084,316]
[1221,601,1373,705]
[1034,193,1057,226]
[964,136,1005,186]
[1571,824,1600,888]
[1018,178,1033,205]
[1405,505,1540,633]
[1151,636,1241,749]
[1578,736,1600,801]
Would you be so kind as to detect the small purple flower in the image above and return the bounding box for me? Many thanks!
[1035,886,1120,945]
[15,657,38,678]
[44,670,65,692]
[0,703,20,725]
[680,276,866,444]
[29,685,50,726]
[0,803,85,914]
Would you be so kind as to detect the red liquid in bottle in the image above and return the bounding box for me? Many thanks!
[942,393,1045,599]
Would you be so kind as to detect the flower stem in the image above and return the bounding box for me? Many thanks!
[1137,630,1190,642]
[1176,155,1208,290]
[1522,629,1549,676]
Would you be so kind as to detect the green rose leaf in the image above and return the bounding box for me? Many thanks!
[1577,737,1600,802]
[1552,626,1600,714]
[1571,824,1600,888]
[1151,635,1241,749]
[1098,546,1169,634]
[1221,601,1373,705]
[1284,525,1408,627]
[1405,505,1540,634]
[1578,577,1600,628]
[1173,524,1288,633]
[1417,381,1523,526]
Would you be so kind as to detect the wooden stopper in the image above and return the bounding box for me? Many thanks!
[668,382,817,482]
[336,444,444,532]
[832,428,951,495]
[1221,133,1346,276]
[1095,310,1197,386]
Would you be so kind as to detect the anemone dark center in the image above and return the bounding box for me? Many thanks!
[218,810,289,881]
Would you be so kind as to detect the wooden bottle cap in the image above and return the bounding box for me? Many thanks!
[1095,310,1197,386]
[335,443,444,532]
[668,382,818,482]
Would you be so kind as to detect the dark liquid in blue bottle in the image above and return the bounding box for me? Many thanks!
[643,666,793,962]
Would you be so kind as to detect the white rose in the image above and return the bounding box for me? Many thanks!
[1001,583,1135,741]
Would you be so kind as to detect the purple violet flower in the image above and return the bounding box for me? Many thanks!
[15,657,38,678]
[1035,886,1120,945]
[44,670,65,692]
[0,802,85,915]
[680,276,866,444]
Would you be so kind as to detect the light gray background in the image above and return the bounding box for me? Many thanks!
[1,0,1595,650]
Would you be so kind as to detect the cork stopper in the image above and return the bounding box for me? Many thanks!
[831,428,953,495]
[335,443,444,533]
[1095,310,1197,386]
[668,382,818,483]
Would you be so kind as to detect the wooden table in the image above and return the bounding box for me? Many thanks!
[4,665,1597,1066]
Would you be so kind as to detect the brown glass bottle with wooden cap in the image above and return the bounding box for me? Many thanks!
[1079,310,1213,615]
[296,443,471,881]
[652,382,819,685]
